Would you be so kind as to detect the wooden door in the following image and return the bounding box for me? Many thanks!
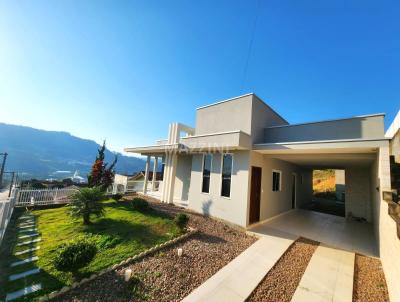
[249,166,262,224]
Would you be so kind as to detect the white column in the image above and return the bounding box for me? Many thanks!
[143,155,150,194]
[152,156,158,191]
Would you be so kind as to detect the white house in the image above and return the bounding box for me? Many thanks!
[125,94,400,300]
[125,93,390,226]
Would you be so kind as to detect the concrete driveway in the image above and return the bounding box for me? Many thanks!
[248,209,377,257]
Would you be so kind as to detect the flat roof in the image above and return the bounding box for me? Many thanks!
[264,113,385,129]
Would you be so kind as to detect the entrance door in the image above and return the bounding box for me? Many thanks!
[291,173,296,209]
[249,166,262,224]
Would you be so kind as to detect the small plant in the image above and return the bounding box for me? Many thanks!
[69,187,105,225]
[53,240,97,280]
[112,193,123,201]
[131,198,149,212]
[174,213,189,231]
[85,233,121,249]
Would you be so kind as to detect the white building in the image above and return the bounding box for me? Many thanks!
[125,94,400,300]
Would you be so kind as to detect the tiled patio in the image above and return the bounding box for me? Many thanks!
[248,209,377,257]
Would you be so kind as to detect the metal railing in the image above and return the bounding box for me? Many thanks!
[15,187,78,206]
[0,187,17,246]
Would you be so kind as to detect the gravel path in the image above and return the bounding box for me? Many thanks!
[247,237,319,302]
[52,197,256,302]
[353,254,389,302]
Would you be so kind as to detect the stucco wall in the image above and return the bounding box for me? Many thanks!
[249,152,312,222]
[174,154,192,202]
[250,95,288,144]
[187,151,250,227]
[264,115,385,143]
[195,94,287,142]
[345,167,372,221]
[196,95,253,136]
[370,145,400,302]
[390,129,400,163]
[114,174,128,186]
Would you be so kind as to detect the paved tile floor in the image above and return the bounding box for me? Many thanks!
[291,245,355,302]
[248,209,377,257]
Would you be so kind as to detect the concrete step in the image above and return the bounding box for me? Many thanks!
[17,238,41,246]
[8,268,41,281]
[18,233,39,239]
[10,256,39,267]
[5,284,42,301]
[14,246,40,256]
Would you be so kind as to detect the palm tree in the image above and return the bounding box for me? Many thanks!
[69,187,105,225]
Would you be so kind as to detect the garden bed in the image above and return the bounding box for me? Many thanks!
[52,196,257,302]
[353,254,389,302]
[0,198,182,301]
[247,237,319,302]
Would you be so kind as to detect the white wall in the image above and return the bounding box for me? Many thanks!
[371,145,400,302]
[174,154,192,202]
[249,152,312,222]
[187,151,250,227]
[345,166,372,221]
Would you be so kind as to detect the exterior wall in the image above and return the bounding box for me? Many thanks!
[345,167,372,221]
[249,152,312,222]
[371,145,400,302]
[174,154,192,202]
[250,95,288,144]
[335,170,345,201]
[187,151,250,227]
[195,94,287,143]
[264,115,385,143]
[390,129,400,163]
[196,95,253,136]
[114,174,128,186]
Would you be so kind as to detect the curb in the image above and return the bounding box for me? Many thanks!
[38,228,197,301]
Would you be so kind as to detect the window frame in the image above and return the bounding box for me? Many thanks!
[200,153,213,194]
[272,169,282,192]
[220,153,234,199]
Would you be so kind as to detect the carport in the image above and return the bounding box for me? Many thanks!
[247,138,390,255]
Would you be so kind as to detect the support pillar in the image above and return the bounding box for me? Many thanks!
[152,156,158,191]
[143,155,150,194]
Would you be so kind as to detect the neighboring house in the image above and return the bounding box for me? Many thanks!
[113,171,163,193]
[125,94,399,301]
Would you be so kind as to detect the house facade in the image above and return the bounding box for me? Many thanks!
[125,93,390,227]
[125,94,400,301]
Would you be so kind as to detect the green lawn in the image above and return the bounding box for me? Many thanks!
[0,199,181,301]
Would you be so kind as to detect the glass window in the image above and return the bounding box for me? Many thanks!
[272,171,281,192]
[201,154,212,193]
[221,154,233,197]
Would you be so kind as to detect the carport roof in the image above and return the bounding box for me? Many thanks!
[253,138,389,169]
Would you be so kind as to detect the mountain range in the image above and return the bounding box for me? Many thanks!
[0,123,146,180]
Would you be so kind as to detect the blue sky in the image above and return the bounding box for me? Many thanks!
[0,0,399,154]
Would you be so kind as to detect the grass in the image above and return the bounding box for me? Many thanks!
[0,199,181,301]
[313,169,336,195]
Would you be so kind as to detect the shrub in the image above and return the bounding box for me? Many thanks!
[53,240,97,279]
[131,198,149,212]
[112,193,123,201]
[69,187,105,225]
[174,213,189,231]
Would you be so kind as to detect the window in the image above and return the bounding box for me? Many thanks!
[201,154,212,193]
[272,170,281,192]
[221,154,233,197]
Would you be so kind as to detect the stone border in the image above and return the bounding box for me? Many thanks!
[37,228,198,302]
